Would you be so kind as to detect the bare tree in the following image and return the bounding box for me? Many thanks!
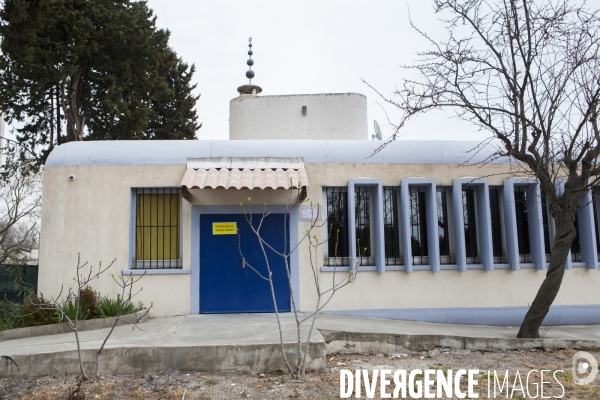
[365,0,600,337]
[0,152,41,266]
[25,255,150,380]
[0,146,41,298]
[238,187,359,379]
[96,271,152,355]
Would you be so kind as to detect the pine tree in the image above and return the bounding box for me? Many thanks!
[0,0,200,167]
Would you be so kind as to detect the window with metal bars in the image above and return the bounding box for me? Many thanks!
[383,187,401,265]
[410,187,428,264]
[354,187,374,265]
[133,188,181,269]
[462,188,479,263]
[436,188,454,264]
[541,192,552,261]
[514,186,531,262]
[324,187,349,266]
[489,187,507,263]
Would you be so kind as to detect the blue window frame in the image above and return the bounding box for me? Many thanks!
[324,187,349,266]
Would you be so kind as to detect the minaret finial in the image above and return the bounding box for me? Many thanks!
[237,37,262,95]
[246,37,254,83]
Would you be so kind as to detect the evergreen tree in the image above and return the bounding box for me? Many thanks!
[0,0,200,167]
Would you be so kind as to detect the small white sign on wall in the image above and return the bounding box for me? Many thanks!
[300,206,325,221]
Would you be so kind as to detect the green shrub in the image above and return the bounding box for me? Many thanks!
[79,286,99,318]
[0,301,20,330]
[19,293,61,327]
[97,295,138,318]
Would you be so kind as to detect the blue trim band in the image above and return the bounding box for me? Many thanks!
[323,305,600,326]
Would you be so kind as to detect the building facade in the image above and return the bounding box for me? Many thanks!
[38,92,600,325]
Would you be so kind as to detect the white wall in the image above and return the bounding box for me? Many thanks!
[229,93,368,140]
[38,160,600,319]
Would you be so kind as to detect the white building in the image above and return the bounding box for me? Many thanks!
[38,88,600,325]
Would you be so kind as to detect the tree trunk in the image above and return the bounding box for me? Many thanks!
[56,85,62,145]
[49,88,54,150]
[517,215,576,338]
[60,71,86,142]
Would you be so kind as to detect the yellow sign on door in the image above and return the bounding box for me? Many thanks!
[212,222,237,235]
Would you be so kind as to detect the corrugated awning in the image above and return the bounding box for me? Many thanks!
[179,157,309,190]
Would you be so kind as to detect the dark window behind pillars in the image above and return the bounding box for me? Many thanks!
[410,188,428,264]
[437,190,452,264]
[462,188,479,263]
[514,187,531,262]
[541,193,552,261]
[489,187,506,263]
[325,188,349,265]
[354,187,372,260]
[571,213,582,262]
[383,187,401,265]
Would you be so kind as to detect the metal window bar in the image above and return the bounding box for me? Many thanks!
[383,187,401,265]
[462,188,479,264]
[410,187,428,265]
[571,212,582,262]
[514,187,531,262]
[134,188,181,269]
[489,187,507,263]
[325,187,349,266]
[540,192,552,262]
[437,190,453,264]
[355,187,374,265]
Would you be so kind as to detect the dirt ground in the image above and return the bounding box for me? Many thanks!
[0,348,598,399]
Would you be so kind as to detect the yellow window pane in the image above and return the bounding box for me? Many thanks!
[136,192,180,260]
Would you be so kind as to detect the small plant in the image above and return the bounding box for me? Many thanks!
[205,378,217,386]
[97,295,138,318]
[61,298,89,321]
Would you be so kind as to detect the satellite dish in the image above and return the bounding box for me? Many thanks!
[373,120,382,140]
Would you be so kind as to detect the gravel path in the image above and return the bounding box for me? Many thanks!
[0,348,598,399]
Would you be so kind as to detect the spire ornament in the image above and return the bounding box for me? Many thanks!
[237,37,262,95]
[246,37,255,82]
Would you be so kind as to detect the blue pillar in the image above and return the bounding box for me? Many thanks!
[347,180,357,273]
[400,178,438,273]
[452,178,493,271]
[452,180,466,271]
[578,189,597,269]
[400,180,413,273]
[526,184,546,270]
[503,180,520,271]
[348,178,385,273]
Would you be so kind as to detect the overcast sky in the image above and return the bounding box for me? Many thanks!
[0,1,483,143]
[146,0,481,142]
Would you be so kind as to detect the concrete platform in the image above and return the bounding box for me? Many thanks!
[317,314,600,354]
[0,314,325,377]
[1,313,599,377]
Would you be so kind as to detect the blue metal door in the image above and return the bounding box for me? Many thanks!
[199,213,291,313]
